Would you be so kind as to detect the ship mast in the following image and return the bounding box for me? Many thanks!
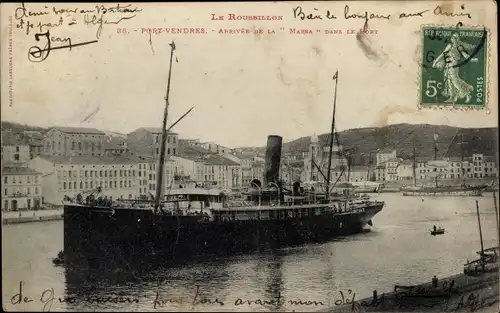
[326,71,339,202]
[154,41,176,214]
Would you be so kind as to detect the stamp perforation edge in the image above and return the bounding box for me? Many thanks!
[416,23,492,114]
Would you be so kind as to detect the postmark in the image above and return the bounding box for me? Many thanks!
[418,25,490,111]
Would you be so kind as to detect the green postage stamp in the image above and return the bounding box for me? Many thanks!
[419,26,489,110]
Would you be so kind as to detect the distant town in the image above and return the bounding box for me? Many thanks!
[1,122,498,211]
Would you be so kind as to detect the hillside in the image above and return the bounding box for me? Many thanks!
[1,121,47,134]
[2,121,498,166]
[240,124,499,165]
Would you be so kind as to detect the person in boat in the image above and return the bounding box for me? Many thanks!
[433,225,437,232]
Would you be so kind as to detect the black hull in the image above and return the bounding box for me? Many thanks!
[63,204,383,267]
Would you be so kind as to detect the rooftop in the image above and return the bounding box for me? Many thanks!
[51,126,105,135]
[398,160,414,165]
[2,166,41,175]
[2,133,30,146]
[379,148,396,153]
[350,165,369,172]
[133,127,178,135]
[203,155,239,166]
[36,155,141,165]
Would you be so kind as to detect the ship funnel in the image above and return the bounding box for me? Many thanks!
[264,135,283,186]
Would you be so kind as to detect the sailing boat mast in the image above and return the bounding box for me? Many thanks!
[433,131,438,188]
[459,133,466,186]
[154,41,176,213]
[476,200,485,262]
[326,71,339,202]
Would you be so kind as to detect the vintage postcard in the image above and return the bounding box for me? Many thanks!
[1,1,498,312]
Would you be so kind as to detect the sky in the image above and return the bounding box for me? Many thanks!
[1,1,498,147]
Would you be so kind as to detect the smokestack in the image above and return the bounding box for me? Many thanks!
[264,135,282,186]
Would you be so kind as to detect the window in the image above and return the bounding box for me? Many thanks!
[173,148,176,155]
[74,182,76,189]
[80,182,83,189]
[68,182,72,190]
[16,146,20,152]
[85,182,88,189]
[4,177,7,184]
[27,188,31,195]
[14,154,20,161]
[4,189,7,195]
[69,171,72,178]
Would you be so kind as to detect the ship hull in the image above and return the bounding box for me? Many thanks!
[63,203,383,267]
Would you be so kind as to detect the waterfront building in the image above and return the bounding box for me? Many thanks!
[396,160,414,181]
[385,158,400,181]
[280,159,303,184]
[348,166,370,182]
[376,149,397,166]
[302,135,347,182]
[135,156,175,199]
[197,154,240,190]
[170,155,203,184]
[375,164,386,181]
[2,166,42,211]
[1,135,31,165]
[237,153,255,187]
[127,127,179,157]
[415,153,498,180]
[28,155,141,205]
[251,160,265,184]
[42,127,106,157]
[103,137,129,156]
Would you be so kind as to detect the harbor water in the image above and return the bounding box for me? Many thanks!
[2,193,499,312]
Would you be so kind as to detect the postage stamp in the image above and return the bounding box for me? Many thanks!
[419,25,489,110]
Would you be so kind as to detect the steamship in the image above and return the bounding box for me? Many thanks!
[62,42,385,266]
